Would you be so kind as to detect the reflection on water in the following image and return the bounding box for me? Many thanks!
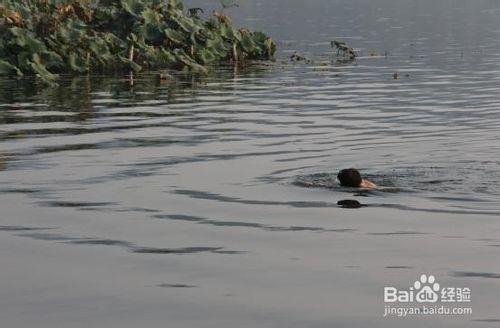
[156,283,198,288]
[12,229,242,255]
[452,271,500,279]
[1,0,500,327]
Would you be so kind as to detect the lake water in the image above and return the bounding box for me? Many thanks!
[1,0,500,327]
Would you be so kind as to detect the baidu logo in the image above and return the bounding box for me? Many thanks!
[414,274,440,303]
[384,274,471,304]
[383,274,472,318]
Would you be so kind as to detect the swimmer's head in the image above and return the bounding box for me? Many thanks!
[337,168,362,187]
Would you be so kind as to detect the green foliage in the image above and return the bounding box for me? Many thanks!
[0,0,276,83]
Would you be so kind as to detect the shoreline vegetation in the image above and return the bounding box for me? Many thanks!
[0,0,277,84]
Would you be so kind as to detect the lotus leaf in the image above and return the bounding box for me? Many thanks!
[0,0,276,84]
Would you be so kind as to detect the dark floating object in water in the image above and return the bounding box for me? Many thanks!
[220,0,239,9]
[290,52,310,63]
[337,199,364,208]
[393,72,410,79]
[331,40,356,61]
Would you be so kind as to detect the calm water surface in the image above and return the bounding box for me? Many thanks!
[1,0,500,327]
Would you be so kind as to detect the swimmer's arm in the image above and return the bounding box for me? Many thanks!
[360,179,377,189]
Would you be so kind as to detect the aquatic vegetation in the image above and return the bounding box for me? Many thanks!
[289,51,310,63]
[331,40,356,61]
[0,0,276,83]
[219,0,239,10]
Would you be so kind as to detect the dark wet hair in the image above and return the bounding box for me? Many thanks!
[337,168,362,187]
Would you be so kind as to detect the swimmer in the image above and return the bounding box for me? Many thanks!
[337,168,377,189]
